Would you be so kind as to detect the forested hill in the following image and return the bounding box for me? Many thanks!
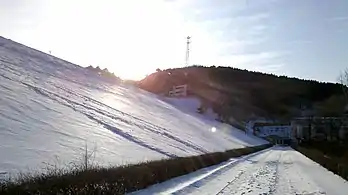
[138,66,346,121]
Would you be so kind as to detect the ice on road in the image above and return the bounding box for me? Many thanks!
[132,146,348,195]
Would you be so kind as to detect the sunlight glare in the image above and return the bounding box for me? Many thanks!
[27,0,222,80]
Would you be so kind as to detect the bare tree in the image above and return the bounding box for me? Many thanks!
[338,69,348,141]
[339,69,348,102]
[82,143,97,170]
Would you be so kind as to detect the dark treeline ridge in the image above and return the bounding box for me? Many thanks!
[139,65,346,121]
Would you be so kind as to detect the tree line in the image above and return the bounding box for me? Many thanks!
[139,65,348,121]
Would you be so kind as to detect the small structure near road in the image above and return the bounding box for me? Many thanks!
[168,84,188,97]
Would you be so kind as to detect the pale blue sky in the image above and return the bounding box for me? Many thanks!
[1,0,347,81]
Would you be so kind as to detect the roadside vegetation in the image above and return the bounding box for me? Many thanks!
[294,141,348,181]
[293,69,348,181]
[0,144,271,195]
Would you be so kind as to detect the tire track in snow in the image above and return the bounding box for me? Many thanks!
[51,83,209,154]
[26,82,208,155]
[217,149,282,195]
[24,83,178,158]
[273,150,298,194]
[268,150,282,195]
[275,150,327,195]
[219,148,326,195]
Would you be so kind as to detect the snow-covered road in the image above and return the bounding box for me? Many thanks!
[132,146,348,195]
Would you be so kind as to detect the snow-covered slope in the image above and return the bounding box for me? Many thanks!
[0,37,267,177]
[163,97,218,120]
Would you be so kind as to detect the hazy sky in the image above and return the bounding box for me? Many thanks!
[1,0,347,81]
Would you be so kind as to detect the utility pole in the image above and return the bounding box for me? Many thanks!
[185,36,191,67]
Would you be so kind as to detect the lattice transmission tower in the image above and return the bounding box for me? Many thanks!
[185,36,191,67]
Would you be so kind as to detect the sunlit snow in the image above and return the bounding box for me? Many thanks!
[0,37,267,178]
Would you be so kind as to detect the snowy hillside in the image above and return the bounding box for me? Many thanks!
[0,37,267,177]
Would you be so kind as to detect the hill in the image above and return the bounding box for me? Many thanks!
[138,65,346,121]
[0,37,267,178]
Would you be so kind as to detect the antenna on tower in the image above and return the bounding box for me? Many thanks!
[185,36,191,67]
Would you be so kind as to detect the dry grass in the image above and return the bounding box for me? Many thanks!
[0,144,271,195]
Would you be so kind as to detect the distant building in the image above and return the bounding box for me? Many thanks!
[255,125,291,138]
[246,120,291,144]
[291,117,348,142]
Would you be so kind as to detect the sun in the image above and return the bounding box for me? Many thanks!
[108,65,150,81]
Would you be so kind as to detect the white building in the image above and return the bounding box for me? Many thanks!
[246,120,292,144]
[255,125,291,138]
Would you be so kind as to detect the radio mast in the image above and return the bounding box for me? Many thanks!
[185,36,191,67]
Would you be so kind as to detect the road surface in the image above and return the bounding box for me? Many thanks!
[132,146,348,195]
